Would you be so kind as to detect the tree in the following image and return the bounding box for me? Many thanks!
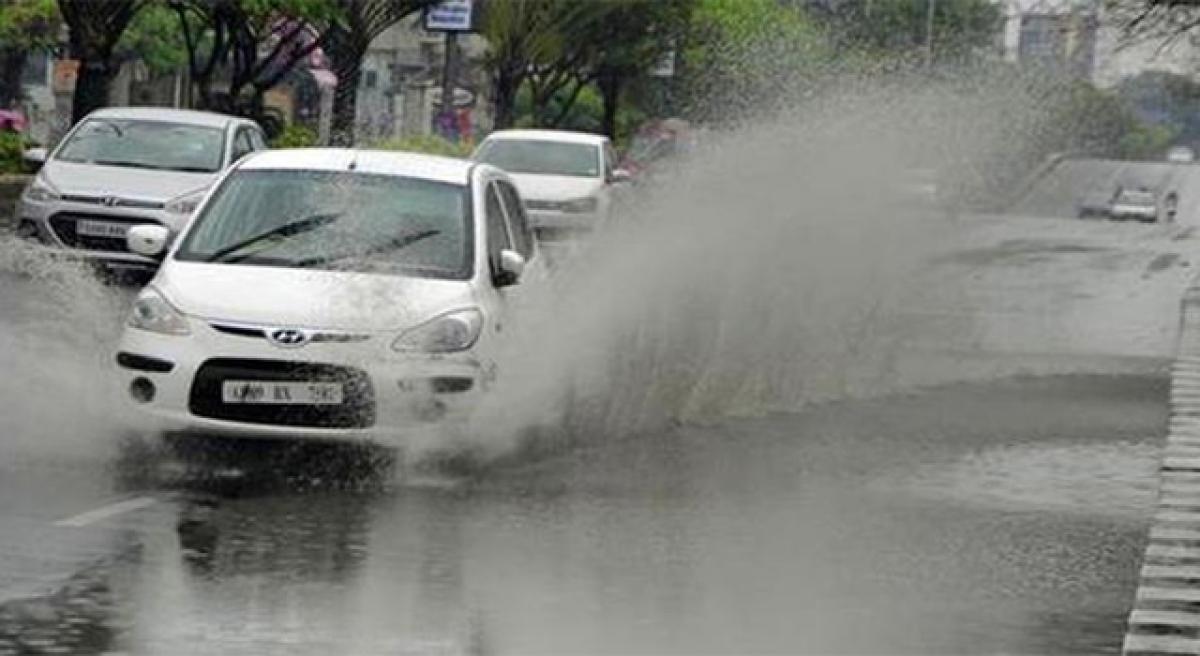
[678,0,832,123]
[60,0,146,123]
[805,0,1001,64]
[0,0,59,109]
[325,0,435,146]
[585,0,694,137]
[165,0,342,132]
[480,0,609,130]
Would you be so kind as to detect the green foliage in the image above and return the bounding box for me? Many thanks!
[117,3,189,77]
[812,0,1002,63]
[373,134,472,158]
[270,123,318,148]
[0,132,27,174]
[0,0,59,51]
[679,0,833,122]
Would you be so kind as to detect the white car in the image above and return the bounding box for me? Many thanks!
[471,129,628,239]
[17,107,267,276]
[115,149,541,447]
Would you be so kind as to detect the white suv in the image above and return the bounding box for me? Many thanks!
[17,107,266,276]
[115,149,541,447]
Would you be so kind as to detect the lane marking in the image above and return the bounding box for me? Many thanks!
[54,496,158,528]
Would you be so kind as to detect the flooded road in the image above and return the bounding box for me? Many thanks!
[1,185,1198,653]
[0,373,1161,655]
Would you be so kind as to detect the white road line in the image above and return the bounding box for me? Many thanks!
[1129,610,1200,627]
[53,496,158,528]
[1124,634,1200,655]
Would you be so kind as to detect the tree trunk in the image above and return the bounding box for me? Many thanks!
[328,33,367,147]
[0,49,27,108]
[72,59,117,124]
[598,73,622,138]
[492,69,520,130]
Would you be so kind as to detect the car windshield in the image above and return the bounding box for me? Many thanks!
[475,139,601,177]
[175,170,473,279]
[55,118,226,173]
[1117,190,1156,205]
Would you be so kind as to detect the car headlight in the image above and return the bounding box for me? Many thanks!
[164,189,207,217]
[392,308,483,353]
[561,196,598,213]
[22,177,60,203]
[128,287,190,336]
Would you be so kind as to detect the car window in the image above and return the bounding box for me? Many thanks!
[485,183,512,277]
[231,129,254,163]
[248,128,267,151]
[496,180,534,260]
[55,118,226,173]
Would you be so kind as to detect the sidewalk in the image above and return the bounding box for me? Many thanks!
[1123,283,1200,655]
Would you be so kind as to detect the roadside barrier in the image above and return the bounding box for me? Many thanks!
[1124,285,1200,655]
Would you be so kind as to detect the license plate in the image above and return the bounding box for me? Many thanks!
[221,380,344,405]
[76,219,129,239]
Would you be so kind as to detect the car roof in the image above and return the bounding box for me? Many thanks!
[483,129,607,146]
[86,106,246,129]
[238,148,476,185]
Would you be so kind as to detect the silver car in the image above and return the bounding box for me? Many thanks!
[16,107,267,275]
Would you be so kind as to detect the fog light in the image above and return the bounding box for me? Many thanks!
[130,377,156,404]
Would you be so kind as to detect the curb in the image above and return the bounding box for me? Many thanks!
[1123,287,1200,655]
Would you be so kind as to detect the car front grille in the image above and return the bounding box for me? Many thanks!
[48,212,163,253]
[189,358,376,429]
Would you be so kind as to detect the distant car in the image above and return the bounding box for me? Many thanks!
[16,107,267,276]
[116,149,542,447]
[1168,146,1195,164]
[471,129,628,239]
[1109,188,1164,223]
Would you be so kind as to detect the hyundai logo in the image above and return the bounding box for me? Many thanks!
[268,328,311,348]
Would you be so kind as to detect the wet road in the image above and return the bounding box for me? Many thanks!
[0,372,1167,655]
[0,204,1198,654]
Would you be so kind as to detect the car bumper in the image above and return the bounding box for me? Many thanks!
[18,197,181,268]
[115,322,490,447]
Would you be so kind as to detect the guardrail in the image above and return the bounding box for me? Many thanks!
[1123,283,1200,654]
[0,174,30,232]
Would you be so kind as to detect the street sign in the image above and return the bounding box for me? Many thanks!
[425,0,475,32]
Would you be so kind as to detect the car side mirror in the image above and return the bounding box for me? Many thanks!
[128,224,172,259]
[494,249,525,287]
[611,168,633,184]
[22,147,47,171]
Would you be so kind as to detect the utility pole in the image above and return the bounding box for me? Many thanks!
[440,30,459,140]
[924,0,936,69]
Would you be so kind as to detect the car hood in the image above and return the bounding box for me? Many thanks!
[158,261,478,333]
[506,173,603,202]
[41,160,216,203]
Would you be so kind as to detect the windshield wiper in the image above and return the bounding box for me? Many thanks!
[293,228,441,269]
[206,212,343,263]
[94,160,166,170]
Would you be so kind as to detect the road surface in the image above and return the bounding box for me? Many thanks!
[1,187,1197,654]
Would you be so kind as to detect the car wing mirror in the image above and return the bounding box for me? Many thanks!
[494,249,526,287]
[128,224,172,259]
[22,147,47,171]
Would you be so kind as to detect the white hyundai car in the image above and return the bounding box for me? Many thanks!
[471,129,628,239]
[115,149,540,447]
[17,107,267,277]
